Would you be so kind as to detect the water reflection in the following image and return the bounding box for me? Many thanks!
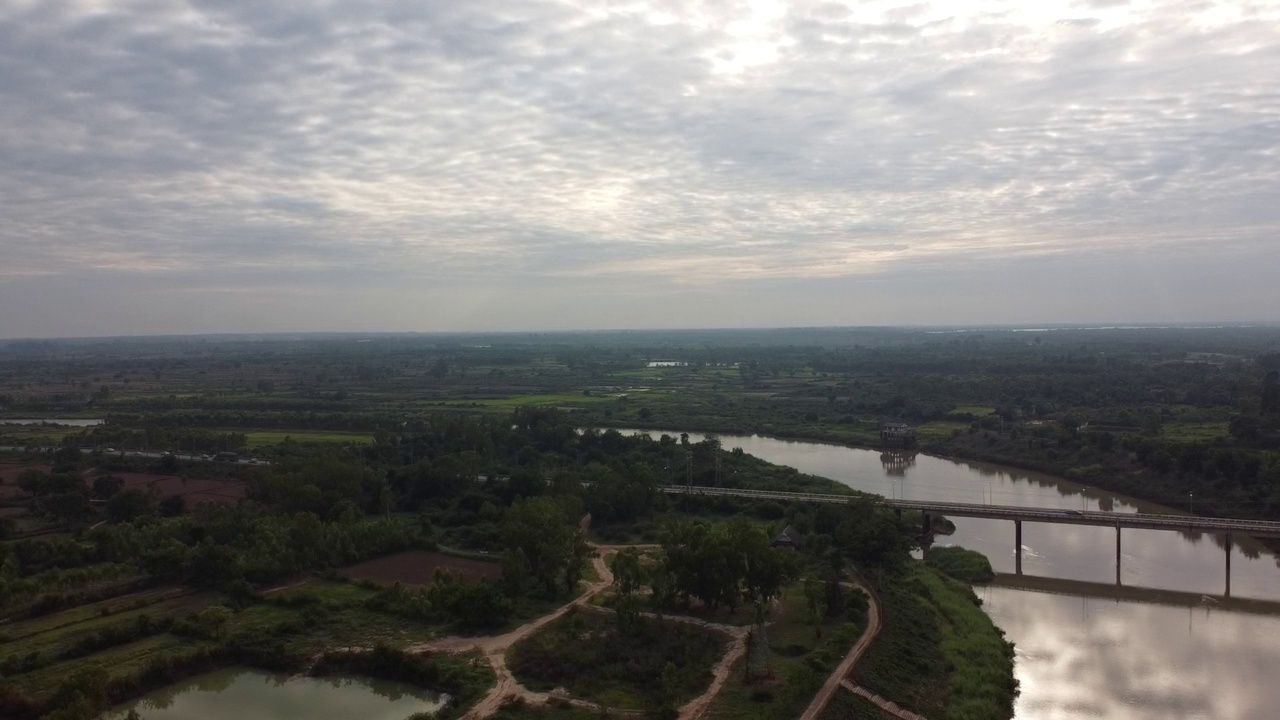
[981,586,1280,720]
[619,428,1280,719]
[621,429,1280,601]
[879,451,915,477]
[101,669,448,720]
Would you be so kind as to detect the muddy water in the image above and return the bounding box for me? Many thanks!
[618,428,1280,720]
[100,668,449,720]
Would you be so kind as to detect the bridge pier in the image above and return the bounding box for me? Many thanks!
[1115,524,1122,586]
[922,512,932,536]
[1225,534,1232,598]
[1015,520,1023,575]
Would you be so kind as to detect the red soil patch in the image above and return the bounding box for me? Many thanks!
[0,464,244,507]
[0,464,52,499]
[339,550,501,588]
[109,472,246,507]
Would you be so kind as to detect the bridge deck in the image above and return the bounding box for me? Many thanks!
[661,485,1280,538]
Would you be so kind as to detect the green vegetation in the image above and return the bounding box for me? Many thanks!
[924,547,995,584]
[489,700,606,720]
[31,328,1237,720]
[311,645,494,720]
[818,691,899,719]
[244,430,374,447]
[509,607,726,714]
[705,581,865,720]
[855,565,1017,720]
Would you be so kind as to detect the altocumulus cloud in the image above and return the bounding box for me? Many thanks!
[1,0,1279,334]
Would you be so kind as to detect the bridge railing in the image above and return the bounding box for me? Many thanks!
[661,485,1280,533]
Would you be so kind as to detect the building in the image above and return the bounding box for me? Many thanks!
[770,525,804,550]
[879,422,917,448]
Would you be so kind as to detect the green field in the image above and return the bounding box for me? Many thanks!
[916,422,971,443]
[1160,422,1230,442]
[440,394,617,409]
[243,431,375,447]
[950,406,995,417]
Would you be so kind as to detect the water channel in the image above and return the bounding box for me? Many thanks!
[100,668,449,720]
[618,428,1280,720]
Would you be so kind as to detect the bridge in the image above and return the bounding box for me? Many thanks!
[662,485,1280,596]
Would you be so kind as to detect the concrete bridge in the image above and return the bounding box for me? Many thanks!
[662,485,1280,597]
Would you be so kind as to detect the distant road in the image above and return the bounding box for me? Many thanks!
[0,446,267,466]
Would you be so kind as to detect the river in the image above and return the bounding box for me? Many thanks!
[100,668,449,720]
[617,428,1280,720]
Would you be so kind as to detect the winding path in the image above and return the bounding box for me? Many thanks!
[411,540,749,720]
[798,579,929,720]
[409,544,618,718]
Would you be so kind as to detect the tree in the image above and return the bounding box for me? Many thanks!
[502,496,586,597]
[16,469,49,495]
[106,490,153,523]
[40,491,93,523]
[92,475,123,499]
[611,548,646,598]
[45,667,109,720]
[803,576,827,638]
[158,494,186,517]
[193,605,233,640]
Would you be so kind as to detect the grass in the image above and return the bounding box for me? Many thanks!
[818,690,900,719]
[705,582,863,720]
[950,406,995,417]
[10,633,201,699]
[441,394,617,409]
[1,591,211,660]
[489,700,606,719]
[243,430,374,447]
[854,564,1016,720]
[915,422,972,443]
[1160,422,1230,442]
[234,579,447,654]
[924,547,994,584]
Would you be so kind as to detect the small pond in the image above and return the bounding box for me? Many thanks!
[101,668,449,720]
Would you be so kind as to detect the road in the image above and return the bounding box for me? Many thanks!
[661,485,1280,538]
[797,580,883,720]
[0,445,268,466]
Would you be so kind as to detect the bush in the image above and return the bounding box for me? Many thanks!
[924,547,995,584]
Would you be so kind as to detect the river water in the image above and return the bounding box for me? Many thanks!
[618,429,1280,720]
[0,417,103,426]
[100,668,449,720]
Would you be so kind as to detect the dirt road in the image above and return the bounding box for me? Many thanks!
[797,580,883,720]
[411,544,618,718]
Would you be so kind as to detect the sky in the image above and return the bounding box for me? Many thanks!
[1,0,1278,337]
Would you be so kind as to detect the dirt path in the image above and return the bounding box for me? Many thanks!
[840,680,930,720]
[410,543,619,718]
[675,621,749,720]
[797,579,884,720]
[414,540,751,720]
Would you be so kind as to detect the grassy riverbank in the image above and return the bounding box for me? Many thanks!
[854,564,1017,720]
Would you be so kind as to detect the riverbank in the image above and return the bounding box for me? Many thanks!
[598,420,1264,528]
[854,564,1017,720]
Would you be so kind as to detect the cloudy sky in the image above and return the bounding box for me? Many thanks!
[1,0,1278,336]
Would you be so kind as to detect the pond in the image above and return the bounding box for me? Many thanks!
[100,668,449,720]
